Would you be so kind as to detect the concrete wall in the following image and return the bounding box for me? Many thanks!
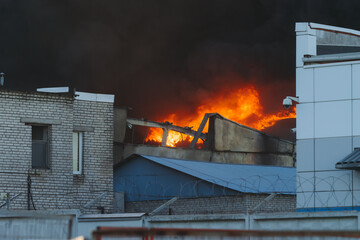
[146,214,247,230]
[6,210,358,239]
[120,144,295,166]
[114,107,127,143]
[117,114,296,167]
[211,117,295,154]
[78,213,144,239]
[146,211,360,231]
[296,23,360,210]
[0,89,114,213]
[77,211,360,238]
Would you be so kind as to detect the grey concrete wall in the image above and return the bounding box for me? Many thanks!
[77,211,360,238]
[146,214,247,230]
[124,194,296,215]
[0,89,114,213]
[146,211,360,231]
[213,117,295,154]
[121,144,295,167]
[114,107,127,143]
[113,108,127,167]
[6,210,358,239]
[78,213,144,239]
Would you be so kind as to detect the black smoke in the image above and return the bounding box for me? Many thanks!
[1,0,360,140]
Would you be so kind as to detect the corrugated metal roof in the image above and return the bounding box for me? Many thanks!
[140,155,296,195]
[336,148,360,170]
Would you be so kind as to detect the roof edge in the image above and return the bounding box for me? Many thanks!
[309,22,360,37]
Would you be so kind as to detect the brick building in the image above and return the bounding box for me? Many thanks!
[0,87,114,213]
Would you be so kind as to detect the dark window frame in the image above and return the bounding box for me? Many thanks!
[31,125,50,169]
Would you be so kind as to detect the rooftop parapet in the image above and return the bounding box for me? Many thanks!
[296,22,360,67]
[37,87,114,103]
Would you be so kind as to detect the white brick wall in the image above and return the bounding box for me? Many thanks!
[0,89,114,213]
[72,99,114,213]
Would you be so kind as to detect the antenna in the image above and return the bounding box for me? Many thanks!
[0,72,4,87]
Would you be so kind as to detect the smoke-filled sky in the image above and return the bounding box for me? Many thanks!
[1,0,360,140]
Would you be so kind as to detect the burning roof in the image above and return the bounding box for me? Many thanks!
[142,84,296,147]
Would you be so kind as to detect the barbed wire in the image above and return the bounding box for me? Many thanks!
[115,174,296,199]
[4,174,360,214]
[116,173,360,214]
[0,189,114,213]
[113,174,297,214]
[297,173,357,210]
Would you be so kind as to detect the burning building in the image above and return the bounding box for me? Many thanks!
[114,101,296,167]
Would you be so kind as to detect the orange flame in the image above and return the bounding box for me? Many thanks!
[145,85,296,147]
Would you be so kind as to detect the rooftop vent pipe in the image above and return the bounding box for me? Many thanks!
[0,72,4,87]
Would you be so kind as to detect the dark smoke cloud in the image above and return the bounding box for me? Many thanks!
[1,0,360,140]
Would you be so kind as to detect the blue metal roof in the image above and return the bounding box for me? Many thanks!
[140,155,296,195]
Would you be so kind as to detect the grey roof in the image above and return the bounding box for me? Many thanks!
[336,148,360,170]
[140,155,296,195]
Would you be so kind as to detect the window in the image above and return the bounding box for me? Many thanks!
[32,126,49,169]
[73,132,83,174]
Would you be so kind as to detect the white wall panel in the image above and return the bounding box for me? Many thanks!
[296,103,314,140]
[314,137,352,171]
[297,139,314,172]
[315,191,352,208]
[314,171,352,192]
[353,190,360,206]
[352,64,360,99]
[314,65,351,102]
[314,101,351,138]
[353,136,360,148]
[353,170,360,191]
[297,172,315,192]
[296,34,316,67]
[296,68,314,103]
[297,192,315,209]
[353,100,360,135]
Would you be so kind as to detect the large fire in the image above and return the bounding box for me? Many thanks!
[145,85,296,147]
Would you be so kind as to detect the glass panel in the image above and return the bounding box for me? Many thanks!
[32,126,48,169]
[32,126,44,140]
[32,142,47,168]
[73,132,79,172]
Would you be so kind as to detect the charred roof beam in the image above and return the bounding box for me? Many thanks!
[126,118,207,144]
[189,113,217,149]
